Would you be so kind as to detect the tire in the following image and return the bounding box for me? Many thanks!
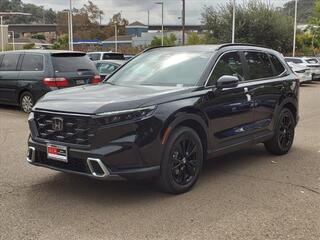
[157,127,203,194]
[264,108,295,155]
[20,92,34,113]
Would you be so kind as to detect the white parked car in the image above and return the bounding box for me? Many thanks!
[87,52,125,61]
[285,57,320,80]
[287,62,312,84]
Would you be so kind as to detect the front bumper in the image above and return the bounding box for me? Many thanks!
[27,138,160,180]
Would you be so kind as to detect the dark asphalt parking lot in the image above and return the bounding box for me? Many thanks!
[0,83,320,240]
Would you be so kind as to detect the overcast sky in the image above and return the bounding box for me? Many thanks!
[23,0,290,25]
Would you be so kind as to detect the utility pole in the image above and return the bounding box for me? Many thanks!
[293,0,298,56]
[155,2,164,46]
[148,10,150,27]
[1,16,3,52]
[69,0,74,51]
[182,0,185,45]
[115,23,118,52]
[232,0,236,43]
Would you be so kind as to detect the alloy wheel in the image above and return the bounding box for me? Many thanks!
[278,112,294,150]
[22,95,33,113]
[171,137,200,186]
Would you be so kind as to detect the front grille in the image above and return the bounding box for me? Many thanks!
[34,111,96,145]
[36,151,90,174]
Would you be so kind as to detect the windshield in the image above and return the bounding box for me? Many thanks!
[108,49,213,87]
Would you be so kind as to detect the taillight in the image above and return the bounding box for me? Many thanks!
[91,75,102,84]
[55,78,69,87]
[43,78,69,88]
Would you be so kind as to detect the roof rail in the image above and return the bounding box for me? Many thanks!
[142,45,173,53]
[217,43,268,50]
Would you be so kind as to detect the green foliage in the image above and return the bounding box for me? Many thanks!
[150,34,177,47]
[0,0,56,24]
[187,32,206,45]
[31,34,46,40]
[52,35,69,50]
[23,43,35,49]
[202,0,294,53]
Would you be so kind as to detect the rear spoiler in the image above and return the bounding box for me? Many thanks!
[51,52,86,57]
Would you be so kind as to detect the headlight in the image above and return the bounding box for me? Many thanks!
[97,106,157,126]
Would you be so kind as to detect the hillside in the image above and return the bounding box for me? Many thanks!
[282,0,316,23]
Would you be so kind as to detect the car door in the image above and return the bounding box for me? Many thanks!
[203,51,255,151]
[243,51,286,140]
[18,53,46,102]
[0,53,21,103]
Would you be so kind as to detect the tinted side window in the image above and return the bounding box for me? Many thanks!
[0,54,20,71]
[0,54,4,65]
[21,54,44,71]
[244,52,273,80]
[285,58,302,64]
[207,51,244,86]
[102,53,125,60]
[270,55,285,76]
[88,53,101,61]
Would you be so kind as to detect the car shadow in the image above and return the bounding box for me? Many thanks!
[27,144,277,204]
[0,104,21,111]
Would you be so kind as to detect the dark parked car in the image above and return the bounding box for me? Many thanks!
[27,44,299,194]
[0,50,100,113]
[95,60,126,79]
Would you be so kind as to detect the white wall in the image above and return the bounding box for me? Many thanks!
[0,25,9,50]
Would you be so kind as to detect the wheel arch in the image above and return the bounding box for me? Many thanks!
[160,108,209,160]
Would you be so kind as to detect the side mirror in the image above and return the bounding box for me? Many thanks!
[216,75,239,89]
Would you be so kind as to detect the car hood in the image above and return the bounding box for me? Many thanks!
[34,83,194,115]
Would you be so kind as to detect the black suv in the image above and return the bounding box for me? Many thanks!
[27,44,299,194]
[0,50,100,113]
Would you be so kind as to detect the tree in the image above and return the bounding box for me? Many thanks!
[52,34,69,50]
[150,34,177,47]
[187,32,206,45]
[81,1,104,23]
[202,0,294,53]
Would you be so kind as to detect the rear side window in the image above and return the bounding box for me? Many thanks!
[102,53,125,60]
[96,63,118,75]
[0,54,20,71]
[52,55,96,73]
[244,51,273,80]
[88,53,101,61]
[0,55,4,65]
[285,58,302,64]
[208,51,244,86]
[270,55,286,76]
[306,59,318,64]
[21,54,44,71]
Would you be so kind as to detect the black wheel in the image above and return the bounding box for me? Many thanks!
[157,127,203,194]
[265,108,295,155]
[20,92,34,113]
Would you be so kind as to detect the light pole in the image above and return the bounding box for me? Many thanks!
[114,23,118,52]
[1,16,3,52]
[69,0,74,51]
[293,0,298,56]
[63,10,71,51]
[9,31,15,50]
[155,2,164,46]
[181,0,185,45]
[232,0,236,43]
